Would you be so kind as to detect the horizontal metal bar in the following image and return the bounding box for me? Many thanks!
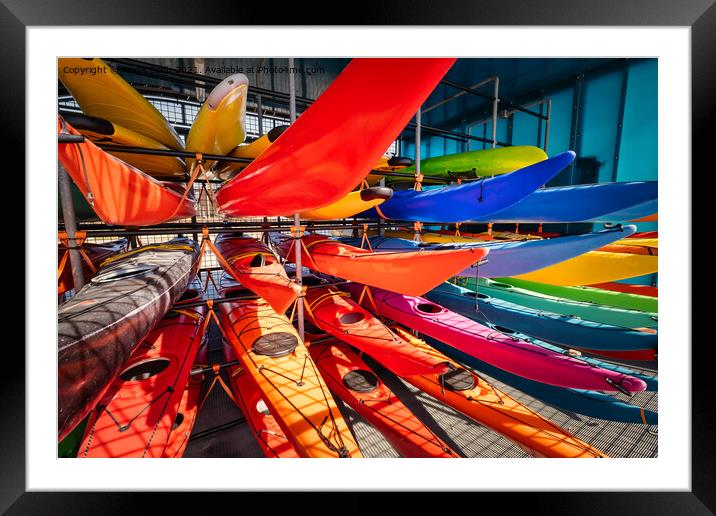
[404,122,512,147]
[58,134,85,144]
[95,144,253,164]
[441,78,548,121]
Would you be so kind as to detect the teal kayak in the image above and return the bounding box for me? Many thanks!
[461,277,658,329]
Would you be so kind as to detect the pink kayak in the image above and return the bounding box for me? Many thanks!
[342,283,647,393]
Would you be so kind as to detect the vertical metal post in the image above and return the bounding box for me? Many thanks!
[58,161,85,291]
[568,75,584,185]
[414,107,422,242]
[612,60,629,182]
[256,93,264,136]
[544,98,552,154]
[491,76,499,149]
[288,58,304,341]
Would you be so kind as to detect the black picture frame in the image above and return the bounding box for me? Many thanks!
[7,0,708,513]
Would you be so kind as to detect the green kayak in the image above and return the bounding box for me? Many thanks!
[58,181,99,222]
[58,415,89,458]
[392,146,547,182]
[460,277,658,329]
[495,277,658,313]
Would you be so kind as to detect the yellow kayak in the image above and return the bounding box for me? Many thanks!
[61,113,185,177]
[214,125,289,180]
[383,230,477,243]
[615,237,658,248]
[58,58,183,150]
[513,251,658,286]
[365,156,413,185]
[300,187,393,220]
[185,73,249,169]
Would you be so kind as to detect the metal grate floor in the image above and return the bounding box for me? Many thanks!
[184,321,658,459]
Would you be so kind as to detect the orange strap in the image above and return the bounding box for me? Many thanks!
[454,223,461,237]
[413,173,424,192]
[487,223,494,237]
[359,224,373,251]
[196,227,236,281]
[288,285,317,325]
[168,154,205,220]
[58,230,97,278]
[357,284,380,316]
[515,223,520,235]
[412,222,423,242]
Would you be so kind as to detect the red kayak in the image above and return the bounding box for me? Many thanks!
[309,339,458,458]
[222,341,300,458]
[58,238,128,296]
[214,233,300,314]
[162,340,209,458]
[77,288,207,458]
[58,116,195,226]
[216,58,455,216]
[272,233,488,297]
[591,282,658,297]
[303,284,449,377]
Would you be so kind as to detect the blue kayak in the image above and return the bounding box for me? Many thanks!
[469,181,658,223]
[358,151,575,223]
[423,335,658,425]
[425,281,658,352]
[341,225,636,279]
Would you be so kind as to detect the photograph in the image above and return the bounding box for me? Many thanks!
[56,56,659,460]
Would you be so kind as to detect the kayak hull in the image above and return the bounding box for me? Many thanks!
[360,152,576,223]
[222,341,300,458]
[471,181,658,223]
[218,297,361,458]
[214,234,300,314]
[498,278,658,313]
[272,233,488,297]
[58,117,195,226]
[304,284,450,378]
[77,297,207,458]
[309,339,458,458]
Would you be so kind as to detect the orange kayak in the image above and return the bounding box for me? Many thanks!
[309,339,458,458]
[58,116,195,226]
[591,282,658,297]
[218,292,361,458]
[272,233,488,296]
[394,327,606,458]
[77,289,208,458]
[222,341,300,458]
[58,238,127,295]
[304,284,450,378]
[214,234,300,314]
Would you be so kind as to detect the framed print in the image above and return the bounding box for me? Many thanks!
[5,0,710,513]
